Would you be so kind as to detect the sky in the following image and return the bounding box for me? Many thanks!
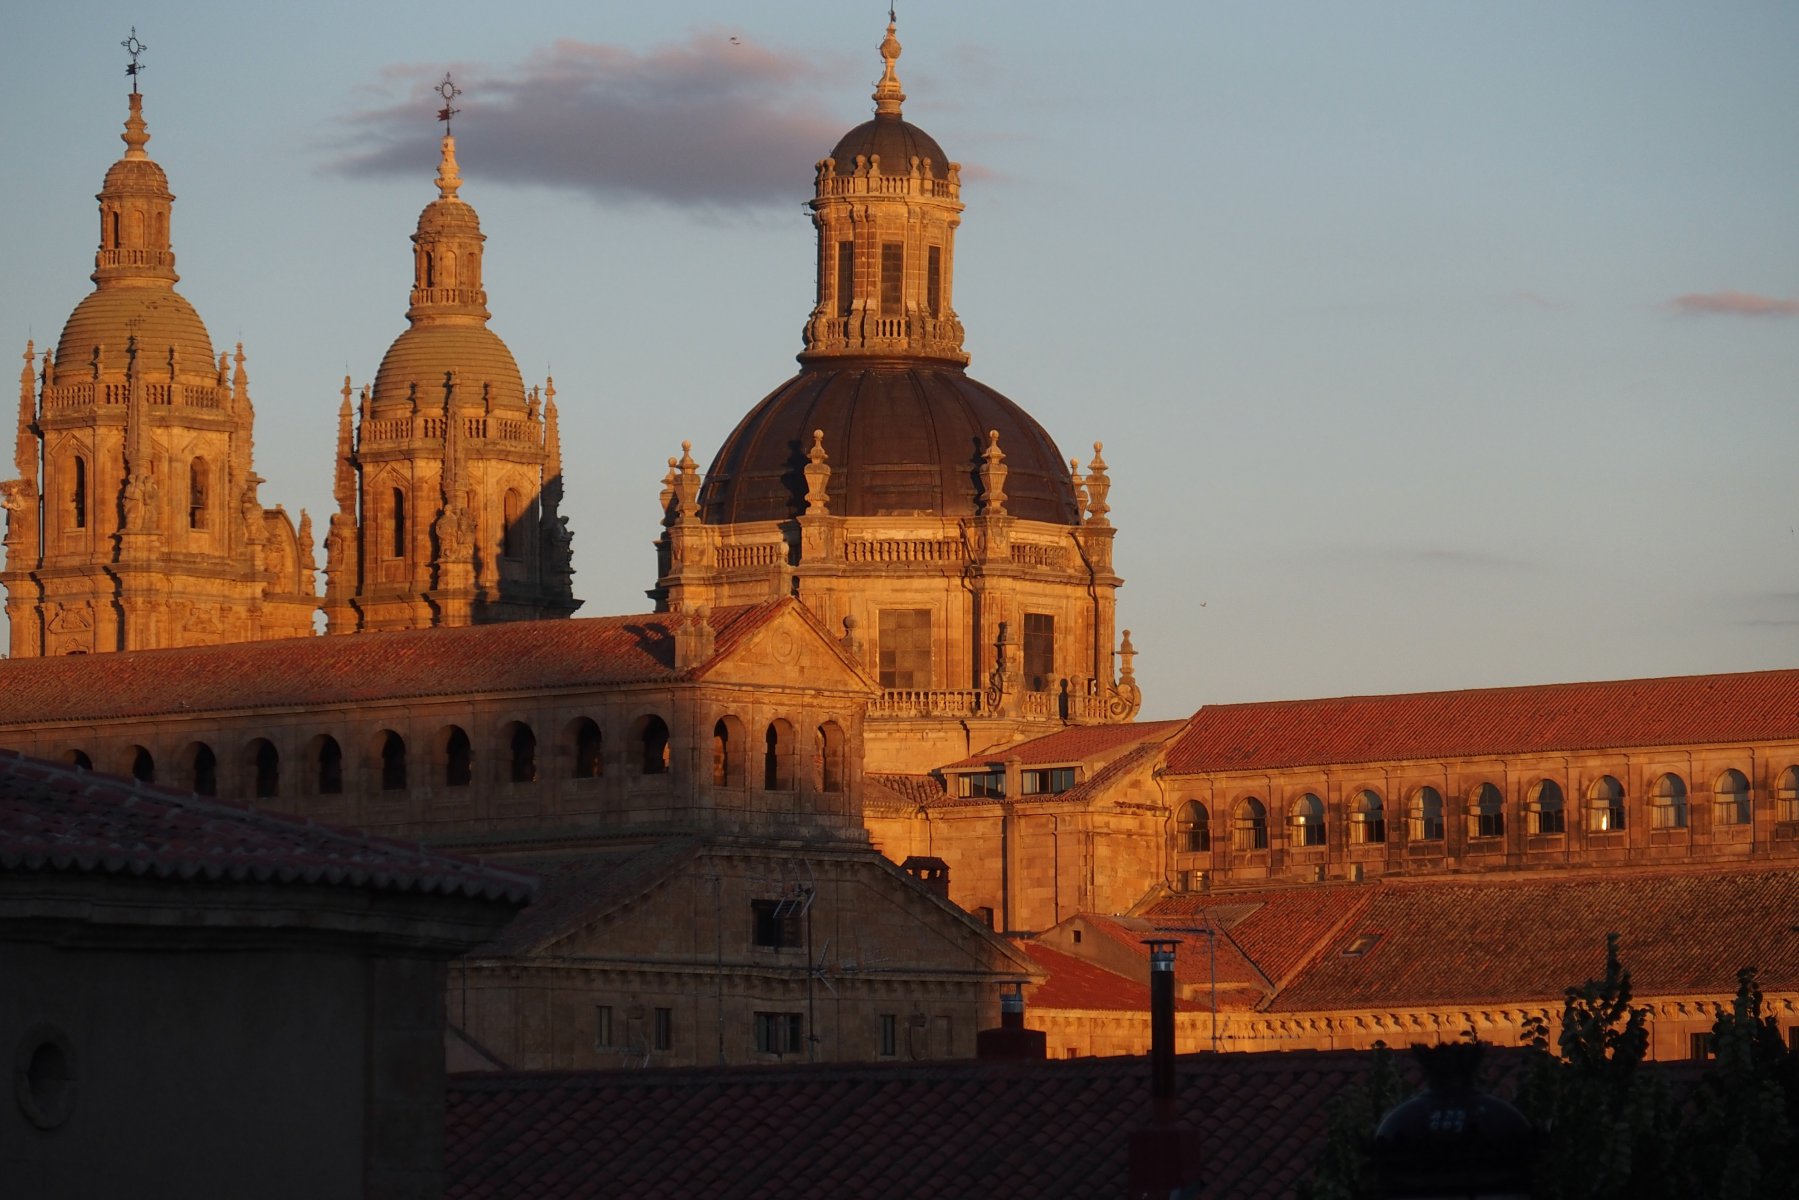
[2,1,1796,718]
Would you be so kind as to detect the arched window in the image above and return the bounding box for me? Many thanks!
[1529,780,1564,835]
[248,738,279,799]
[1176,800,1210,853]
[713,720,731,787]
[712,717,748,788]
[1351,790,1385,844]
[1290,793,1326,847]
[1778,767,1799,824]
[502,488,524,559]
[188,458,209,530]
[1410,787,1445,841]
[442,726,472,788]
[123,745,154,785]
[570,718,602,779]
[816,722,846,794]
[313,735,343,796]
[71,455,88,529]
[62,749,92,771]
[390,488,407,558]
[763,720,795,790]
[1470,783,1505,839]
[423,251,434,288]
[1234,798,1268,851]
[186,745,214,796]
[1650,773,1688,830]
[636,715,670,776]
[1589,776,1626,831]
[1714,769,1750,826]
[380,731,407,792]
[507,722,538,784]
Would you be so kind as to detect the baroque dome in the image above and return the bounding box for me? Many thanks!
[828,116,948,173]
[55,287,215,381]
[372,323,526,411]
[700,363,1081,526]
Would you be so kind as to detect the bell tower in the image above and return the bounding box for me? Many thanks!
[323,78,577,634]
[1,44,316,657]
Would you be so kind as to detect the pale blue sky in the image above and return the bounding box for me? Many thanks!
[3,2,1796,716]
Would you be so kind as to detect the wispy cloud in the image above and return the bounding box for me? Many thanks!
[1669,290,1799,318]
[326,33,852,210]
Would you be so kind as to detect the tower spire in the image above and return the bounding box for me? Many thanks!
[434,74,464,201]
[873,13,905,117]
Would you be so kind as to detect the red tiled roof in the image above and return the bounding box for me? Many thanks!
[864,773,948,812]
[1151,885,1376,990]
[1078,915,1269,996]
[1267,866,1799,1012]
[942,719,1186,770]
[0,750,535,903]
[1022,942,1157,1011]
[445,1047,1444,1199]
[0,601,798,725]
[1163,669,1799,772]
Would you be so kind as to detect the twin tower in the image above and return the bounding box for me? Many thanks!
[1,20,1140,746]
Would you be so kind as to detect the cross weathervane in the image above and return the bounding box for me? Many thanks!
[122,27,147,93]
[435,74,462,133]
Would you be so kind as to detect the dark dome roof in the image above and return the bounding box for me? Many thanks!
[829,114,949,172]
[701,363,1080,525]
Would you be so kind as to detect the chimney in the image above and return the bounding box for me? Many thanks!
[1127,938,1203,1200]
[975,982,1046,1061]
[899,855,951,900]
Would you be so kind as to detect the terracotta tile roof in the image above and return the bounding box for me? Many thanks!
[1163,669,1799,773]
[1054,741,1163,808]
[942,719,1186,770]
[1079,915,1269,996]
[1022,941,1258,1013]
[475,842,700,956]
[0,750,535,903]
[1150,884,1377,990]
[445,1047,1442,1199]
[0,601,797,725]
[1267,866,1799,1012]
[864,773,947,813]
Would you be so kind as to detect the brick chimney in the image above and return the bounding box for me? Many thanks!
[1127,938,1203,1199]
[899,855,950,900]
[975,981,1046,1062]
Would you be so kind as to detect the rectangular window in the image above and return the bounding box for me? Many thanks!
[755,1011,805,1056]
[878,608,933,689]
[751,898,803,949]
[934,1014,953,1058]
[836,241,854,318]
[1022,767,1076,796]
[1022,613,1055,692]
[1475,811,1505,839]
[594,1004,614,1049]
[1688,1032,1714,1061]
[879,1014,897,1058]
[653,1006,673,1052]
[927,245,942,317]
[880,242,904,317]
[957,769,1006,799]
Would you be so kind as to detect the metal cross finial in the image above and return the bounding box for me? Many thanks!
[435,73,462,133]
[122,27,148,93]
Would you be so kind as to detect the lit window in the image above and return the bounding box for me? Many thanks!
[1650,773,1688,830]
[1410,787,1445,842]
[1777,768,1799,824]
[1291,793,1326,847]
[1529,780,1565,835]
[1351,790,1385,844]
[1714,769,1750,826]
[957,769,1006,799]
[1589,776,1626,831]
[1176,800,1210,852]
[1022,767,1075,796]
[1470,783,1505,839]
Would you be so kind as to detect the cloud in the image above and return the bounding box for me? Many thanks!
[1669,291,1799,318]
[326,33,855,210]
[1404,547,1533,571]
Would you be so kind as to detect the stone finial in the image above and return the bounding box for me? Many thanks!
[435,134,463,202]
[873,16,906,117]
[803,429,831,515]
[659,457,679,525]
[333,381,357,517]
[231,342,248,400]
[1119,629,1137,680]
[978,429,1008,515]
[121,91,151,159]
[840,614,864,663]
[16,342,37,484]
[672,440,702,523]
[1069,456,1088,517]
[1083,440,1111,526]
